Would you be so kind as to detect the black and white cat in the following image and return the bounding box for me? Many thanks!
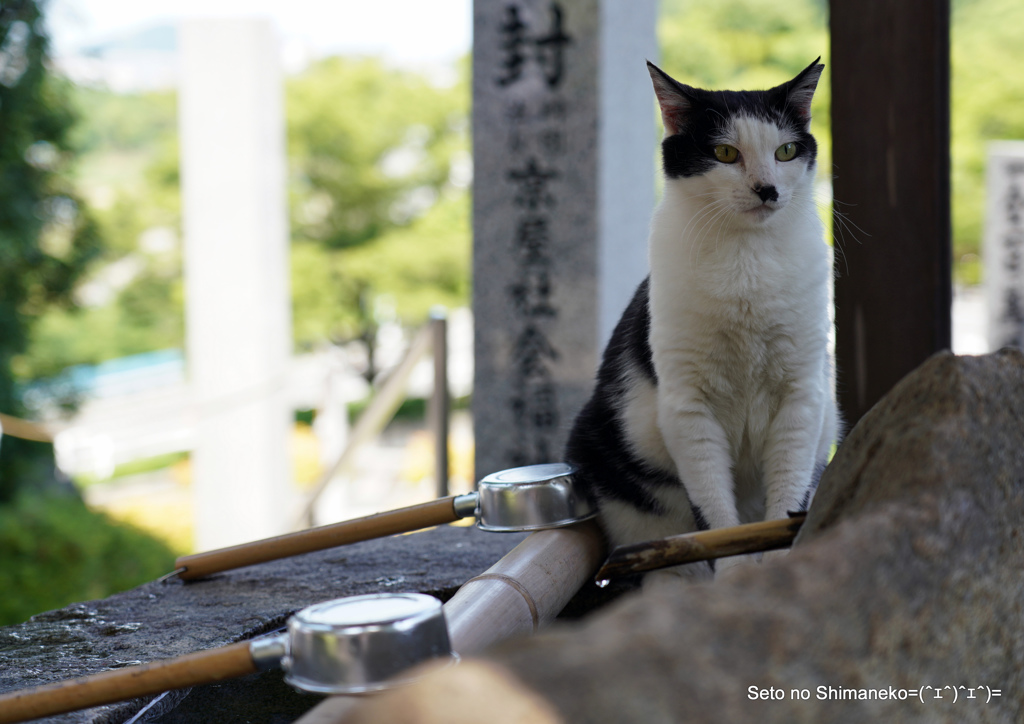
[566,59,840,580]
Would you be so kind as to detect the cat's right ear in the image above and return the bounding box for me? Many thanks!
[647,61,693,137]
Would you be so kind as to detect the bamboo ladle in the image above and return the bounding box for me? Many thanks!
[173,463,594,580]
[594,512,807,581]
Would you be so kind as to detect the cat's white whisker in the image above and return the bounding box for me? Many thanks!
[687,199,730,267]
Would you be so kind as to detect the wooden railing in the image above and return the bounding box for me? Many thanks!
[0,413,55,443]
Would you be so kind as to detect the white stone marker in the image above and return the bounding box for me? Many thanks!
[179,19,293,550]
[472,0,657,479]
[984,142,1024,351]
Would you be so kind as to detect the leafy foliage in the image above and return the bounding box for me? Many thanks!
[951,0,1024,283]
[287,57,470,356]
[287,56,467,250]
[14,87,184,381]
[15,278,182,382]
[0,492,176,625]
[16,54,471,378]
[68,85,177,156]
[292,192,470,349]
[0,0,103,498]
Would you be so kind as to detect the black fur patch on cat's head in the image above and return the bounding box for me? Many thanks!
[647,59,824,179]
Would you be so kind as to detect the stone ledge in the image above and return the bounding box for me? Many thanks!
[0,524,535,723]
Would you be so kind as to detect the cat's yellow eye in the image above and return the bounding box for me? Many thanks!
[775,142,797,161]
[713,145,739,164]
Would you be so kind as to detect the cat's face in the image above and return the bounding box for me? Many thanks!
[648,60,823,227]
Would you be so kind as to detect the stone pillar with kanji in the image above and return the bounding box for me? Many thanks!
[985,143,1024,351]
[472,0,657,479]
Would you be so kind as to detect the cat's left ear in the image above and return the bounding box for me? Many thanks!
[647,61,695,137]
[780,57,824,128]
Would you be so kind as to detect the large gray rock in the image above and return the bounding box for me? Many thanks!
[341,350,1024,723]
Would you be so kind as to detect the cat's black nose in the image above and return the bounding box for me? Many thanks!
[753,184,779,203]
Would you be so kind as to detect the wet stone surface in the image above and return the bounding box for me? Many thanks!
[0,524,537,723]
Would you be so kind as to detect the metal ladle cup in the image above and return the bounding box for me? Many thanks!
[174,463,597,580]
[254,593,455,695]
[474,463,595,531]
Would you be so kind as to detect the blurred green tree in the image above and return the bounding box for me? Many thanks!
[287,56,470,369]
[15,87,184,381]
[0,493,176,625]
[951,0,1024,284]
[18,55,470,386]
[291,191,470,359]
[287,56,466,249]
[0,0,102,500]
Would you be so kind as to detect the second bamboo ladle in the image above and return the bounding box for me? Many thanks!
[0,592,452,724]
[174,463,594,580]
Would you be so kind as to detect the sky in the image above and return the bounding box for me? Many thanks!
[46,0,473,67]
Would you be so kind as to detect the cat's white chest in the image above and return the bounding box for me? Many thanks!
[662,289,793,457]
[644,182,832,514]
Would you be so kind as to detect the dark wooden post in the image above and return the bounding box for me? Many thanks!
[830,0,952,428]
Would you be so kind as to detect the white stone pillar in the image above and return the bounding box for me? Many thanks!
[984,142,1024,351]
[179,18,293,550]
[472,0,657,478]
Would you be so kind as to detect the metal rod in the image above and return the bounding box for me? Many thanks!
[428,310,450,498]
[594,514,807,580]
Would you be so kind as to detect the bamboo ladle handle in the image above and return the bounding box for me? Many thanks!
[0,641,255,724]
[175,495,472,580]
[594,513,807,580]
